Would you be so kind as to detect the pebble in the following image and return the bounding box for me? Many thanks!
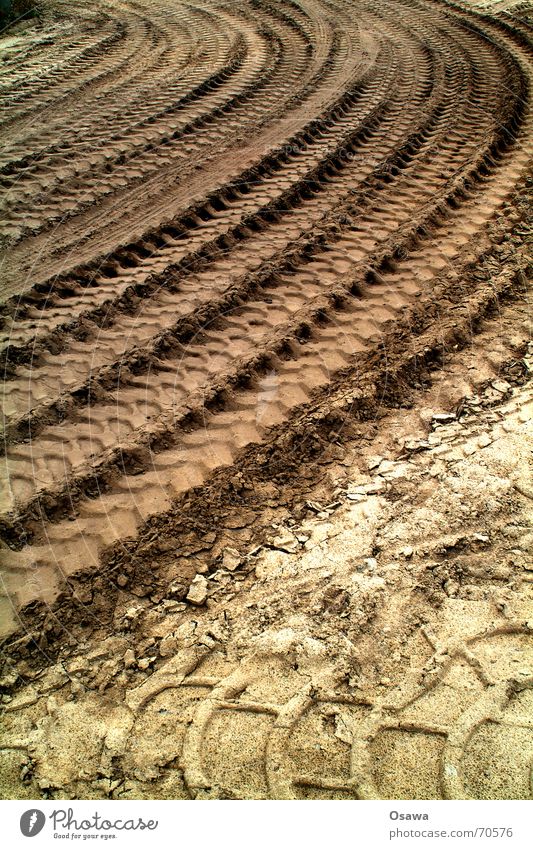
[123,649,136,669]
[186,574,208,605]
[162,600,187,612]
[349,480,385,496]
[159,634,178,658]
[271,531,299,553]
[0,670,18,689]
[70,680,84,697]
[472,533,489,544]
[403,439,430,453]
[137,657,156,671]
[66,658,89,675]
[402,546,414,559]
[221,547,241,571]
[492,380,511,393]
[46,696,58,716]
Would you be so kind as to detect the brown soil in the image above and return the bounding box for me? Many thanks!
[0,0,531,800]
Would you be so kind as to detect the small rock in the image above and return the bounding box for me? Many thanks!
[175,622,196,643]
[0,670,18,689]
[38,668,69,693]
[167,582,185,598]
[432,413,455,424]
[66,657,88,675]
[116,574,129,588]
[444,580,459,597]
[162,600,187,612]
[477,434,492,448]
[377,460,395,475]
[46,696,58,716]
[271,530,299,553]
[402,546,414,559]
[221,547,241,571]
[137,657,156,671]
[348,480,384,496]
[87,647,109,661]
[186,574,208,606]
[472,533,490,544]
[295,533,310,543]
[123,649,136,669]
[159,634,178,658]
[73,587,92,603]
[70,679,85,697]
[306,500,327,514]
[334,714,353,744]
[209,569,230,583]
[367,456,383,470]
[403,439,430,453]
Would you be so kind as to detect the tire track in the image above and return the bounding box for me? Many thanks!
[0,0,531,639]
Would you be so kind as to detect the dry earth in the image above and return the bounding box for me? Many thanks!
[0,0,531,800]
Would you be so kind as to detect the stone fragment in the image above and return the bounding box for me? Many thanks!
[137,657,156,671]
[123,649,136,669]
[377,459,395,474]
[271,530,299,553]
[186,575,208,605]
[221,547,241,571]
[159,634,178,658]
[491,380,510,393]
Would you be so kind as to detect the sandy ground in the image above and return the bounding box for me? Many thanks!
[1,317,531,799]
[0,0,532,799]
